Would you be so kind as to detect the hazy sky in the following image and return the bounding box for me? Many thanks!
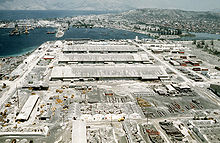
[0,0,219,11]
[134,0,220,11]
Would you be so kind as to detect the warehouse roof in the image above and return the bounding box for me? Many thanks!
[58,53,149,62]
[63,45,140,52]
[72,121,87,143]
[50,65,167,80]
[16,95,39,121]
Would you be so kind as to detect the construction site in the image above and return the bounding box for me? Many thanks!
[0,39,220,143]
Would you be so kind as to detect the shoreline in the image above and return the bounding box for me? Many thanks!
[0,46,38,58]
[0,26,220,59]
[0,49,35,58]
[0,45,40,81]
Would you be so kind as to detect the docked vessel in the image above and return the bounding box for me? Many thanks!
[9,24,20,36]
[9,30,20,36]
[56,30,64,38]
[24,26,29,34]
[47,31,56,34]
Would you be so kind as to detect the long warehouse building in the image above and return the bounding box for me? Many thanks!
[62,45,141,53]
[58,53,151,64]
[72,121,87,143]
[16,95,39,122]
[50,66,168,81]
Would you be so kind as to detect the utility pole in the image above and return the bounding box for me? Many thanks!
[62,113,64,125]
[147,113,149,125]
[111,115,113,127]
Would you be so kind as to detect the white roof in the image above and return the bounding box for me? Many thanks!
[180,84,190,89]
[165,84,176,91]
[50,65,167,79]
[43,55,54,59]
[72,121,86,143]
[17,95,39,121]
[63,45,139,52]
[55,41,62,46]
[58,53,149,62]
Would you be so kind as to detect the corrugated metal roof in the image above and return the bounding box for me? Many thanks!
[63,45,139,52]
[17,95,39,121]
[58,54,149,62]
[50,66,167,80]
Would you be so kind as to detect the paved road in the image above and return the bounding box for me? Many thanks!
[134,42,220,105]
[151,120,172,143]
[133,42,194,85]
[0,44,48,109]
[194,87,220,106]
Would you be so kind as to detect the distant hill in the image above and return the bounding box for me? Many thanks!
[119,8,220,22]
[114,8,220,34]
[0,0,134,11]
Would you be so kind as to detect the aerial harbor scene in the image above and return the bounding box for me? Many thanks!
[0,0,220,143]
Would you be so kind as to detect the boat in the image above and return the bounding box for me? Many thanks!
[56,30,64,38]
[9,25,21,36]
[9,30,20,36]
[47,31,56,34]
[24,26,29,34]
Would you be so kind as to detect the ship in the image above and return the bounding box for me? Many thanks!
[24,26,29,34]
[9,30,20,36]
[56,30,64,38]
[9,24,21,36]
[47,31,56,34]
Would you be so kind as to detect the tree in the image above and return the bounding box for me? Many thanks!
[192,40,196,45]
[211,40,214,46]
[177,29,182,35]
[204,44,209,50]
[197,43,203,48]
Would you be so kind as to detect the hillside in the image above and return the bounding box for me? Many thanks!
[115,8,220,33]
[120,8,220,21]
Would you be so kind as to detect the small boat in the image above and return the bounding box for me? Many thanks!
[47,31,56,34]
[9,30,20,36]
[56,31,64,38]
[24,26,29,34]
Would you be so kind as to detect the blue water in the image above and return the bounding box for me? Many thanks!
[0,10,220,57]
[0,27,152,57]
[0,10,116,21]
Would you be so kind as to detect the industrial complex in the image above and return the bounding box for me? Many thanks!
[0,38,220,143]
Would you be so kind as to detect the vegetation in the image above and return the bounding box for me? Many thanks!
[192,40,196,45]
[196,40,220,57]
[211,40,214,46]
[120,8,220,34]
